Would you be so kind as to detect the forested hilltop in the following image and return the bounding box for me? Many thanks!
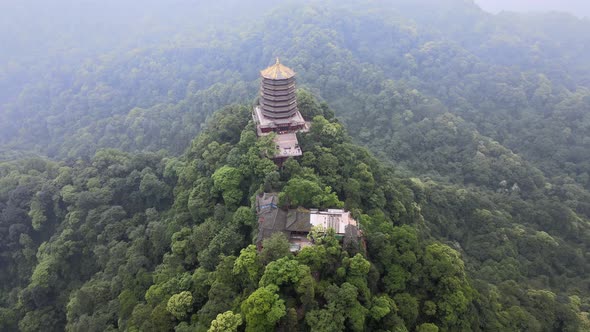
[1,0,590,331]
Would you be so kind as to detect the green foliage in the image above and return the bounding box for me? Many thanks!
[297,89,327,120]
[233,245,261,287]
[307,116,345,148]
[279,177,343,209]
[0,307,17,331]
[1,2,590,331]
[241,285,286,332]
[188,177,214,222]
[28,194,47,231]
[208,311,242,332]
[166,291,194,320]
[416,323,439,332]
[394,293,419,327]
[1,86,587,331]
[260,233,291,264]
[18,307,62,332]
[369,295,393,320]
[305,308,345,332]
[212,166,243,209]
[259,257,311,289]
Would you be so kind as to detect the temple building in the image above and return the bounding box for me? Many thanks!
[253,59,309,162]
[255,193,361,252]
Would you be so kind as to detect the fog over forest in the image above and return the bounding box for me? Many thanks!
[476,0,590,17]
[1,1,590,331]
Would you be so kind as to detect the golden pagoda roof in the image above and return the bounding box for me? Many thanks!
[260,58,295,80]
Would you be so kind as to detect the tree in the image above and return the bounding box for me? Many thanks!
[208,311,242,332]
[188,177,214,222]
[166,291,193,320]
[311,282,368,332]
[139,170,170,206]
[259,257,311,288]
[369,295,393,320]
[197,224,244,270]
[296,244,328,274]
[241,285,286,332]
[416,323,439,332]
[279,177,322,208]
[0,307,17,331]
[393,293,418,328]
[260,233,291,264]
[297,89,324,120]
[28,193,47,231]
[279,177,343,209]
[232,206,256,228]
[212,166,243,208]
[423,243,465,282]
[18,307,62,332]
[233,245,262,288]
[421,243,474,329]
[306,308,345,332]
[308,116,344,147]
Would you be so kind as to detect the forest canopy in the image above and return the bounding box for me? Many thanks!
[1,0,590,331]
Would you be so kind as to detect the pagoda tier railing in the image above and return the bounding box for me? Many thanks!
[260,89,296,99]
[261,110,299,119]
[261,85,294,93]
[260,97,297,108]
[260,92,297,102]
[261,103,298,113]
[261,77,295,86]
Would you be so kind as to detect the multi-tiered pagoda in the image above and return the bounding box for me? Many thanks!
[253,59,308,162]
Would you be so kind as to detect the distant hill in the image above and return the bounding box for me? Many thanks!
[476,0,590,18]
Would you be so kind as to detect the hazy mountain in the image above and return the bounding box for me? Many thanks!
[476,0,590,18]
[1,1,590,331]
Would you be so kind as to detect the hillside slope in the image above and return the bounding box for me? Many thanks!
[1,97,587,331]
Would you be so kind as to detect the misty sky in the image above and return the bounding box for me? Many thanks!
[475,0,590,17]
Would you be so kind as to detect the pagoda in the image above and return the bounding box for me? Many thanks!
[253,59,309,162]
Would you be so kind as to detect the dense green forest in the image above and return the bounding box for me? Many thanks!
[2,0,590,331]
